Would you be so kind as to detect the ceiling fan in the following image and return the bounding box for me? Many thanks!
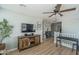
[43,4,76,17]
[19,4,27,7]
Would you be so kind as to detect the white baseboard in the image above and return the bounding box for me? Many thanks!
[7,48,17,53]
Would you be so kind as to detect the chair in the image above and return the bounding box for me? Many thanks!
[72,42,78,52]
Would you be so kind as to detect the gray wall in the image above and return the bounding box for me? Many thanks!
[0,8,42,49]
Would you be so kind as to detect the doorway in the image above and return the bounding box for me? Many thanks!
[51,22,62,37]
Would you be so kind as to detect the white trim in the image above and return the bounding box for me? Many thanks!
[7,48,17,53]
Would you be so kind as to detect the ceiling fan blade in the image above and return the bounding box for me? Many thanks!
[49,14,55,17]
[43,12,54,14]
[60,8,76,12]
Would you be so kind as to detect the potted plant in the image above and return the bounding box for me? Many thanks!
[0,19,13,50]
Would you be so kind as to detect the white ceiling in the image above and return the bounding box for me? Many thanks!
[0,4,79,19]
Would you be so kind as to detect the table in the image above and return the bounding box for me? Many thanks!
[18,35,40,51]
[56,36,79,55]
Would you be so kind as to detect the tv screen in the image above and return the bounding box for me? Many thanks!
[21,23,35,32]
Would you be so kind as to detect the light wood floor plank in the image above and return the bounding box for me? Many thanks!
[7,38,79,55]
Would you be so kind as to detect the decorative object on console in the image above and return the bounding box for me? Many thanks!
[24,34,27,36]
[24,33,34,36]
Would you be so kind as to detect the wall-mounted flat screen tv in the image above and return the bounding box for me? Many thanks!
[21,23,35,32]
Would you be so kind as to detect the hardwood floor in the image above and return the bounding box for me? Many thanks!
[7,38,79,55]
